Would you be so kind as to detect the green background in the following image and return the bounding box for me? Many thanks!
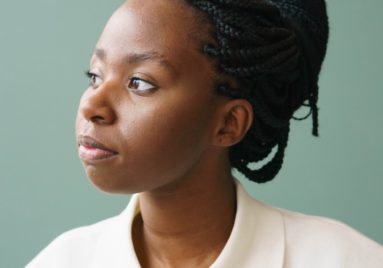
[1,0,382,267]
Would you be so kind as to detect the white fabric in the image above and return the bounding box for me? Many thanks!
[26,181,383,268]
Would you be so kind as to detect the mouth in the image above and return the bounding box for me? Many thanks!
[78,135,118,161]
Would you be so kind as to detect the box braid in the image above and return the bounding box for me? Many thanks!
[184,0,329,183]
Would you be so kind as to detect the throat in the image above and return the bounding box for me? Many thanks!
[131,177,237,267]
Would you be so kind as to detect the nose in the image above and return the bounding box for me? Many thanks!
[79,81,117,125]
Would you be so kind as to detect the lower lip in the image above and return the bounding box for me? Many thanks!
[78,145,118,162]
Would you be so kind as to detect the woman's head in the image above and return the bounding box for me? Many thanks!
[75,0,328,193]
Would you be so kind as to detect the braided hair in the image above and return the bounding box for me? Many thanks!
[184,0,329,183]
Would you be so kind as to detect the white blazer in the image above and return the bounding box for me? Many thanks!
[26,181,383,268]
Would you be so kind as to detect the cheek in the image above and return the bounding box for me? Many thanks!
[75,111,82,136]
[115,98,213,188]
[124,101,210,160]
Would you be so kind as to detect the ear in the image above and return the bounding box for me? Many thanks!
[211,98,254,147]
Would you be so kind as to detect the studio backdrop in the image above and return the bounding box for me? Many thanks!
[0,0,382,267]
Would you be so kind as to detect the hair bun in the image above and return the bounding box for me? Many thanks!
[268,0,329,70]
[267,0,329,138]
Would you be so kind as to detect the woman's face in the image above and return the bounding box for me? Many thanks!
[75,0,223,193]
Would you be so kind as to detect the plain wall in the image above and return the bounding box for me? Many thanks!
[1,0,382,267]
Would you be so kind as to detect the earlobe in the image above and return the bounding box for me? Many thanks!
[213,99,254,147]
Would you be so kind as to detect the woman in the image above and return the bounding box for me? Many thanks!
[27,0,383,267]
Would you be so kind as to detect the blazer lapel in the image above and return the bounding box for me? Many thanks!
[210,181,286,268]
[91,194,141,268]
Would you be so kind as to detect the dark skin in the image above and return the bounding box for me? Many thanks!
[76,0,254,267]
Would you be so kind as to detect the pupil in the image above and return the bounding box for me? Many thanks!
[132,79,139,89]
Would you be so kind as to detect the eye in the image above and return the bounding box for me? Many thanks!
[85,70,103,88]
[126,77,157,95]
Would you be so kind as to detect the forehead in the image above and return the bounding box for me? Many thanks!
[95,0,205,67]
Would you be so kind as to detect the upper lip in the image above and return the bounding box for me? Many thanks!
[78,135,118,154]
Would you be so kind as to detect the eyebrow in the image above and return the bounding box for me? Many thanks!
[93,48,177,76]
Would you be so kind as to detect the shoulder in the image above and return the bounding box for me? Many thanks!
[26,194,141,268]
[277,207,383,267]
[233,180,383,267]
[25,215,119,268]
[235,179,383,267]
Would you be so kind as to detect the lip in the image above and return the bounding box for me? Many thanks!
[78,135,118,162]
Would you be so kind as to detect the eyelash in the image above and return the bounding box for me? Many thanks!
[84,70,158,94]
[84,70,101,88]
[85,70,93,78]
[84,70,96,84]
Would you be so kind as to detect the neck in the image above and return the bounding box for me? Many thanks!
[132,154,236,267]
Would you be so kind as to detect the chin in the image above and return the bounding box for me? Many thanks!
[84,168,143,195]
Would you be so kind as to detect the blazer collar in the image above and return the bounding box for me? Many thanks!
[211,180,286,268]
[91,180,286,268]
[91,194,141,268]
